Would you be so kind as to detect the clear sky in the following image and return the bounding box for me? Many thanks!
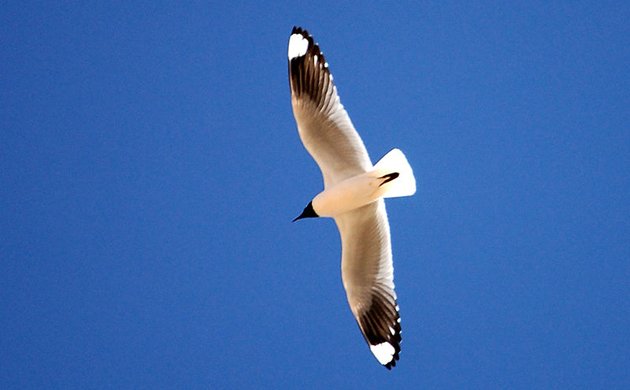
[1,2,629,389]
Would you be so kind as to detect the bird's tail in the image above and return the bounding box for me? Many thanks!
[372,149,416,198]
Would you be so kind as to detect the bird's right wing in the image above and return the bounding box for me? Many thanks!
[288,26,372,187]
[335,200,402,369]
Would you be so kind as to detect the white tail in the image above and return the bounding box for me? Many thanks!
[372,148,416,198]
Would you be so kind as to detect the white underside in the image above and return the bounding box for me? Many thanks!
[312,173,383,217]
[311,148,416,218]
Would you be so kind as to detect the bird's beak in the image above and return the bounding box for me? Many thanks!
[292,201,318,222]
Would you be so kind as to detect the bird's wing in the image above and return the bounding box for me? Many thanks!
[288,26,372,188]
[335,199,402,369]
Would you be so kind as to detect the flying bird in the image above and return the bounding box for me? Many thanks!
[288,26,417,369]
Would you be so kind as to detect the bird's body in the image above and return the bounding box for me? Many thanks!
[288,26,416,369]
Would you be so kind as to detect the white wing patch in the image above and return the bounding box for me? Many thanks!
[370,342,396,366]
[288,33,309,59]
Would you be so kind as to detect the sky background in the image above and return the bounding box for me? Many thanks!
[1,1,629,389]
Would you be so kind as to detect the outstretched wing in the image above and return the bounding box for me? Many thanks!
[335,200,402,369]
[288,26,372,187]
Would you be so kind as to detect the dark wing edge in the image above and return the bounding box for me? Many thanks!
[288,26,334,109]
[356,286,402,369]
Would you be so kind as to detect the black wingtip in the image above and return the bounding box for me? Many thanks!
[357,294,402,369]
[291,26,307,35]
[288,26,332,104]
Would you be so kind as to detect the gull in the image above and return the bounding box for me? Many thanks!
[288,26,416,369]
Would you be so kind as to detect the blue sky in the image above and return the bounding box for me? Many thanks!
[1,1,629,388]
